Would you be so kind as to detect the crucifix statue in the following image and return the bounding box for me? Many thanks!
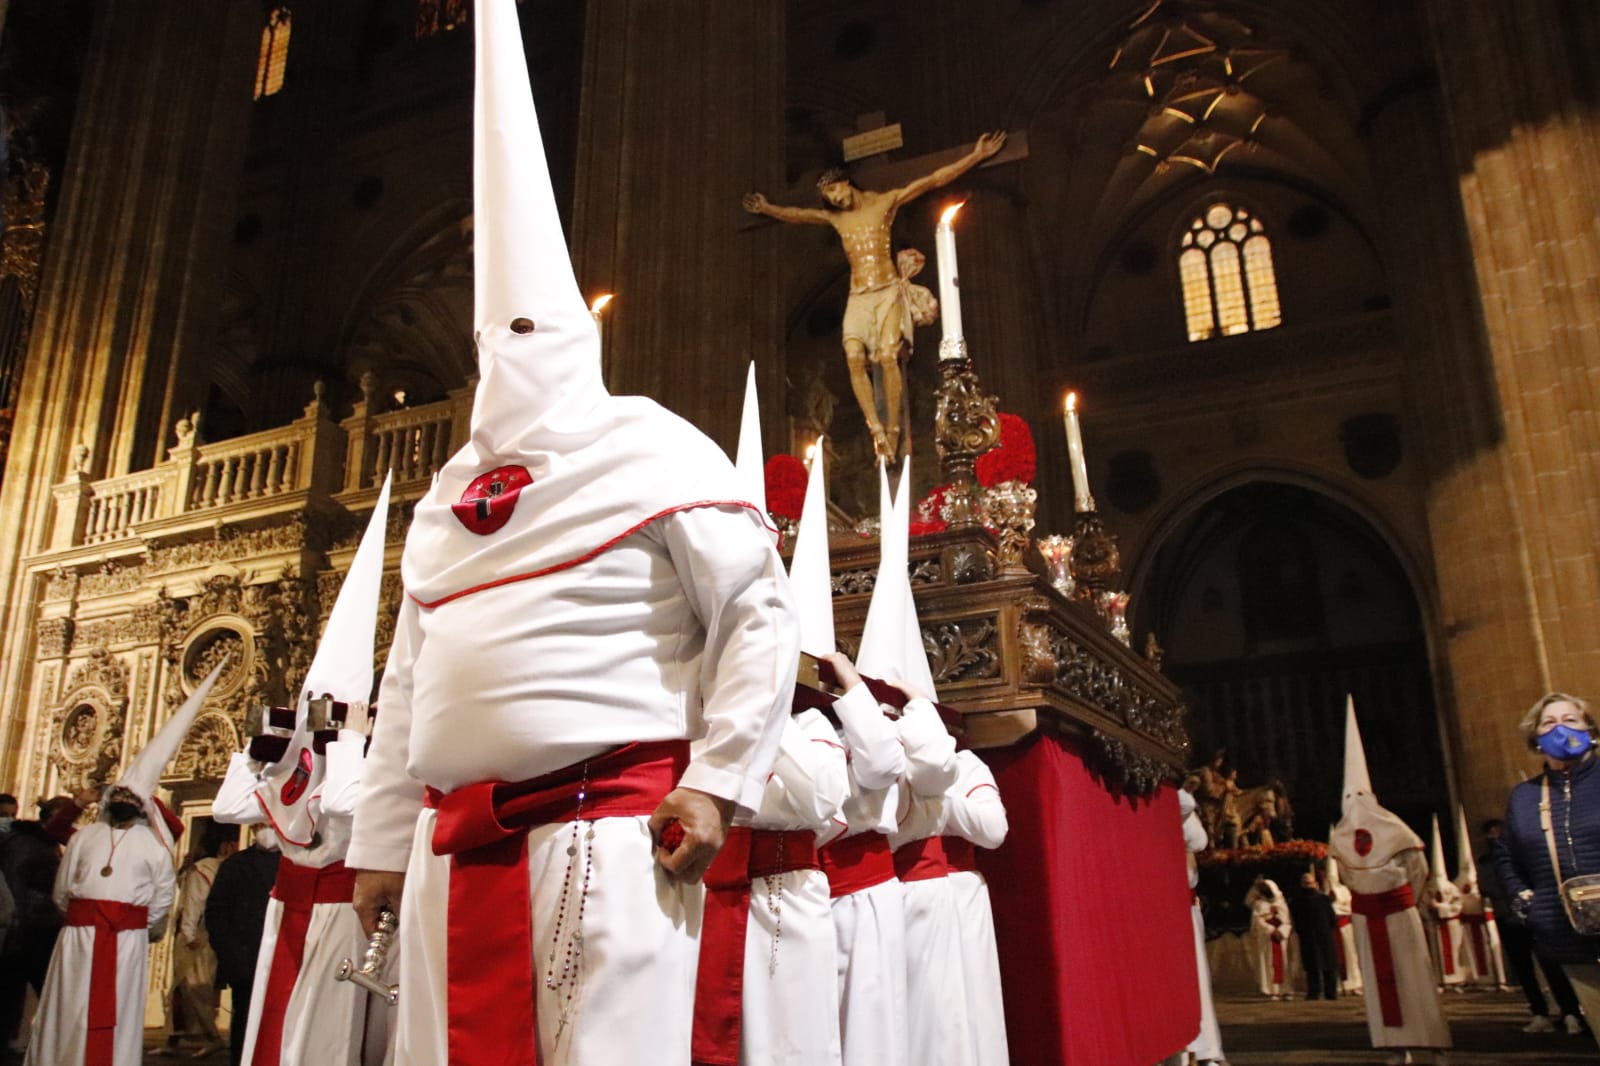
[743,130,1006,460]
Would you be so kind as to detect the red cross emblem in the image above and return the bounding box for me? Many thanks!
[451,465,534,535]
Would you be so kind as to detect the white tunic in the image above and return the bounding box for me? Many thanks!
[1340,850,1451,1050]
[1428,878,1467,987]
[1245,881,1292,996]
[214,740,389,1066]
[1455,884,1505,987]
[349,505,798,1066]
[1178,796,1223,1062]
[818,684,909,1066]
[887,702,966,1066]
[25,822,175,1066]
[727,710,849,1066]
[1330,882,1365,993]
[940,752,1010,1066]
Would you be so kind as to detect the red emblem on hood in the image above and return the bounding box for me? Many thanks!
[280,748,314,806]
[451,465,533,535]
[1354,828,1373,857]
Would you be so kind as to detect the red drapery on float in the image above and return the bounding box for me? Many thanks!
[980,732,1198,1066]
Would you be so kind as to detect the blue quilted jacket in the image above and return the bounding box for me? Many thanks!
[1495,754,1600,964]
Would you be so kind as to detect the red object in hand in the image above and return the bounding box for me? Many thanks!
[659,819,685,852]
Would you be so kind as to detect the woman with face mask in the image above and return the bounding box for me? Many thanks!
[1492,692,1600,1044]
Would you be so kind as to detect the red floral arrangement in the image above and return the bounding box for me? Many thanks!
[763,454,808,521]
[911,483,951,537]
[976,412,1037,487]
[1197,839,1328,868]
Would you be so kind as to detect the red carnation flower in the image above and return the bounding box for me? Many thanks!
[975,412,1038,487]
[764,454,808,521]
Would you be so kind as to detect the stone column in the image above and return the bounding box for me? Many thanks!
[0,3,257,782]
[570,0,787,458]
[1375,0,1600,825]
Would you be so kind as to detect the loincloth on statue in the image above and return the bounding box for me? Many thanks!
[843,250,937,354]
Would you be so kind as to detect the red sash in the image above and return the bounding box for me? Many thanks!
[893,836,950,882]
[942,836,979,874]
[691,828,820,1066]
[425,740,687,1066]
[251,860,358,1066]
[64,898,148,1066]
[1352,885,1415,1027]
[818,832,896,898]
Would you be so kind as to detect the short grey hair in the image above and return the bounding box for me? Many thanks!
[1520,692,1596,752]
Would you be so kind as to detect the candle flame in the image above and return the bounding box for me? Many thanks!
[940,201,966,226]
[1065,391,1078,413]
[589,293,615,315]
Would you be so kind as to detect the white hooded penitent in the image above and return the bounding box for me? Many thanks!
[1329,695,1423,870]
[399,0,763,610]
[1453,805,1477,888]
[115,658,230,855]
[256,472,392,843]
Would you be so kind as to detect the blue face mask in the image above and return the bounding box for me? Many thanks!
[1538,723,1595,761]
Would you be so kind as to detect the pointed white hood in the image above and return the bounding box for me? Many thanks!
[788,442,835,657]
[734,363,766,513]
[258,474,391,843]
[1329,696,1423,869]
[1454,805,1478,887]
[114,659,229,855]
[1430,814,1449,886]
[856,457,937,699]
[400,0,764,608]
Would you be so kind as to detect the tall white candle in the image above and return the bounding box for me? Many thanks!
[1063,392,1094,513]
[590,293,614,378]
[936,202,965,360]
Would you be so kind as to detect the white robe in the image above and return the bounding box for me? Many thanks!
[887,703,965,1066]
[1340,850,1451,1050]
[1329,882,1364,993]
[214,738,390,1066]
[348,505,798,1065]
[25,822,175,1066]
[940,752,1010,1066]
[723,710,848,1066]
[1178,799,1223,1061]
[818,684,909,1066]
[1456,887,1506,987]
[1245,882,1292,997]
[1429,879,1467,987]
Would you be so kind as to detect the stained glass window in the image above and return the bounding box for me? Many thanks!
[254,8,291,100]
[1178,203,1282,342]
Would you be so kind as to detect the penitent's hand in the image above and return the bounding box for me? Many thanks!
[649,787,735,884]
[741,192,769,214]
[352,870,406,937]
[820,652,862,695]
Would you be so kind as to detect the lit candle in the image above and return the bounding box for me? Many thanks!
[935,202,966,360]
[1063,392,1094,513]
[590,293,614,380]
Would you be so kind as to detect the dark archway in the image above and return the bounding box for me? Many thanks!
[1140,480,1444,841]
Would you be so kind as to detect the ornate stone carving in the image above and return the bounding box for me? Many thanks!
[48,649,131,793]
[77,562,147,599]
[36,617,73,658]
[924,619,1001,683]
[182,627,249,693]
[170,712,240,781]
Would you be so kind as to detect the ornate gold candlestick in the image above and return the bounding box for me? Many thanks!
[933,356,999,530]
[1067,510,1121,600]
